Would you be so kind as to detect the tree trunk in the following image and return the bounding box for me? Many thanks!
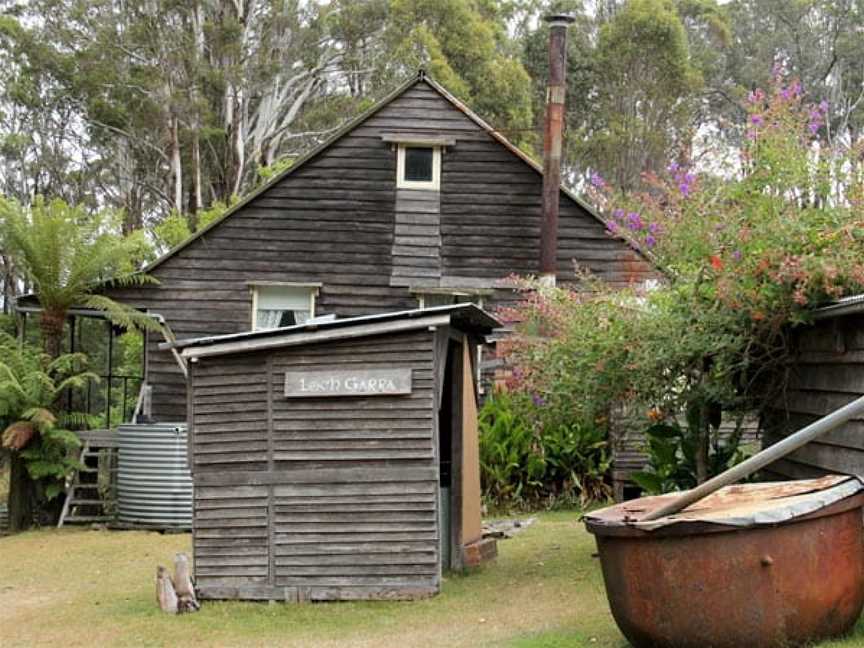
[40,308,66,359]
[170,115,183,214]
[7,451,34,532]
[189,130,202,231]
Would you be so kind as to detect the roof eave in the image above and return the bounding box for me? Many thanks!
[172,304,500,360]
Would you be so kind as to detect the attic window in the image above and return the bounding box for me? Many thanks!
[250,283,319,330]
[397,144,441,190]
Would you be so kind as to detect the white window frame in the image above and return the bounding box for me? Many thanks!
[248,281,320,330]
[397,144,441,191]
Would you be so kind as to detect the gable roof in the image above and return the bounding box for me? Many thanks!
[143,69,633,275]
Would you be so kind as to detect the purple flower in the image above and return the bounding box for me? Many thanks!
[732,250,742,261]
[645,234,656,248]
[779,81,801,101]
[627,212,644,231]
[750,114,764,126]
[612,208,625,220]
[606,221,619,235]
[819,100,829,114]
[648,222,661,235]
[808,121,821,135]
[747,89,765,104]
[667,161,680,173]
[532,394,546,407]
[590,171,606,189]
[678,173,696,197]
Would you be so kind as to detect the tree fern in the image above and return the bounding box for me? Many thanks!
[0,332,95,498]
[0,196,163,357]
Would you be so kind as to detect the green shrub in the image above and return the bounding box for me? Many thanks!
[479,389,611,512]
[0,332,97,500]
[503,76,864,492]
[631,407,750,495]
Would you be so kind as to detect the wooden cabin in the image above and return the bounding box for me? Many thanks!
[92,70,655,423]
[15,71,658,519]
[763,296,864,480]
[169,304,499,601]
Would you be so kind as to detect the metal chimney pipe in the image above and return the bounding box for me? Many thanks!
[539,14,576,286]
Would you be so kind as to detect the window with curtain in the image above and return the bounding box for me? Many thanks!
[253,285,316,330]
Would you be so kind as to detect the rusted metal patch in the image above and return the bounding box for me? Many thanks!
[586,475,863,533]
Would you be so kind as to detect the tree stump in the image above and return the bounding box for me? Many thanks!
[156,566,178,614]
[155,554,200,614]
[173,553,200,613]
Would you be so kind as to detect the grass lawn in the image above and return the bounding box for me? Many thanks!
[3,512,864,648]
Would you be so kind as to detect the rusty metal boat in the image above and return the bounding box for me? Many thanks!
[585,475,864,648]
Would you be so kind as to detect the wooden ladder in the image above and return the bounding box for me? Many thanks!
[58,432,118,527]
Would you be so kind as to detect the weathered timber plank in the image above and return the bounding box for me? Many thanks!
[274,575,437,587]
[272,450,434,461]
[275,553,435,566]
[272,531,436,544]
[195,507,268,520]
[274,541,433,555]
[273,512,434,523]
[274,565,436,576]
[196,466,437,487]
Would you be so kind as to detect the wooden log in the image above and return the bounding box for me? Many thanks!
[173,553,201,613]
[156,566,178,614]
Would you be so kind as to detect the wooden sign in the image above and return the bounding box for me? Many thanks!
[284,368,412,398]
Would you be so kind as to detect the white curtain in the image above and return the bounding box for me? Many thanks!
[256,309,285,330]
[256,308,310,330]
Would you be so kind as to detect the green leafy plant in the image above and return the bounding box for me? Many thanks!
[478,389,611,511]
[503,75,864,492]
[0,332,98,506]
[0,196,162,359]
[631,406,749,495]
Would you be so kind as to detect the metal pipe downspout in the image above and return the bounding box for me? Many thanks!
[643,393,864,521]
[539,14,576,286]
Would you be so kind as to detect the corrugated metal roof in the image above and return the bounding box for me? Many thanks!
[164,303,500,357]
[812,294,864,320]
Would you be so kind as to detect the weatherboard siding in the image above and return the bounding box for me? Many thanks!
[189,329,440,601]
[763,313,864,480]
[109,78,653,421]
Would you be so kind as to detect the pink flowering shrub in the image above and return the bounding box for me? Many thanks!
[501,76,864,491]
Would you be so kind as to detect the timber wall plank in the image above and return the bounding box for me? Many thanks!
[190,328,441,601]
[764,313,864,478]
[108,78,655,420]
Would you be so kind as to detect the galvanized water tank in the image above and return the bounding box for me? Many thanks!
[117,423,192,529]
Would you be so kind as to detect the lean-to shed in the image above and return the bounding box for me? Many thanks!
[168,304,499,601]
[763,295,864,480]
